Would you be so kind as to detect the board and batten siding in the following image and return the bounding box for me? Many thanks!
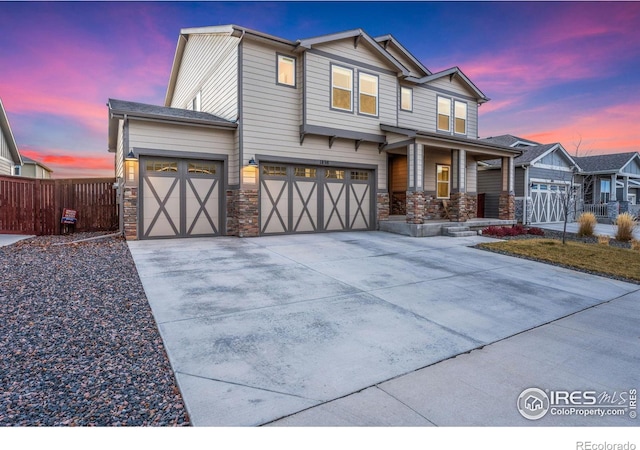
[305,41,397,135]
[622,159,640,175]
[128,120,238,185]
[170,33,239,121]
[240,39,388,190]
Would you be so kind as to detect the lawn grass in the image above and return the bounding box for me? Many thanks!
[477,239,640,283]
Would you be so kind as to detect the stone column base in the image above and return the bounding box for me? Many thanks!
[123,186,138,240]
[406,191,426,224]
[499,192,515,220]
[377,192,390,222]
[449,192,477,222]
[237,188,259,237]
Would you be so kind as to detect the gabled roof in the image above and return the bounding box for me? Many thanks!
[108,99,236,126]
[296,28,410,76]
[0,98,23,166]
[107,99,236,153]
[574,152,640,174]
[480,138,579,170]
[406,67,490,103]
[374,34,431,77]
[21,155,53,173]
[481,134,541,148]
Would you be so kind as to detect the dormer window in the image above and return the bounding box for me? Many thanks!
[437,97,451,132]
[277,54,296,87]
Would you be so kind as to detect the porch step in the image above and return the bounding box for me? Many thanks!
[443,226,478,237]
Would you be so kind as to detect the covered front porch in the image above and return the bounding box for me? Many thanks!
[378,125,521,228]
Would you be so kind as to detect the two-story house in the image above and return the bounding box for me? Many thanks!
[0,99,23,176]
[108,25,519,240]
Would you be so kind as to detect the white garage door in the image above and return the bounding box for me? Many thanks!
[260,164,374,235]
[140,157,222,239]
[531,183,567,223]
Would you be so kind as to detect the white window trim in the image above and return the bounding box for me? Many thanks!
[437,96,451,132]
[331,64,353,112]
[358,71,379,117]
[400,86,413,112]
[436,164,451,199]
[276,53,296,88]
[454,100,467,135]
[14,165,21,176]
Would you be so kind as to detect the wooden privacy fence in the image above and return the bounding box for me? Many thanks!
[0,176,118,235]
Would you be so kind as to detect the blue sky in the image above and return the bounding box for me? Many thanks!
[1,1,639,177]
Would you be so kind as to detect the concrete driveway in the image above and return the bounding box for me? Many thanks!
[128,232,640,426]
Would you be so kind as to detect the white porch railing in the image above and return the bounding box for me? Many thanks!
[583,203,608,217]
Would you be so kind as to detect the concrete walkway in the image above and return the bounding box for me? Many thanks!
[128,232,640,426]
[0,234,33,247]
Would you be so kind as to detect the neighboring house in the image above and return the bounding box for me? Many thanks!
[0,98,23,176]
[19,155,53,179]
[108,25,520,240]
[574,152,640,219]
[478,135,580,224]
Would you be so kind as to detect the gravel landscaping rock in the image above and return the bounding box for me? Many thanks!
[0,233,189,426]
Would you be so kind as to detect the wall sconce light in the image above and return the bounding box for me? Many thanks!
[243,156,259,186]
[125,149,138,184]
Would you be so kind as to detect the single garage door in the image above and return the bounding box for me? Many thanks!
[140,157,222,239]
[531,182,566,223]
[260,163,374,235]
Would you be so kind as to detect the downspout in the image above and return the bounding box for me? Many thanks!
[120,114,128,237]
[524,164,529,225]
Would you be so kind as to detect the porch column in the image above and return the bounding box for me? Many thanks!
[406,143,426,224]
[499,156,515,220]
[622,176,629,202]
[449,149,469,222]
[610,174,617,201]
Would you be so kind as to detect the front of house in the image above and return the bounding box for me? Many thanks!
[108,25,520,240]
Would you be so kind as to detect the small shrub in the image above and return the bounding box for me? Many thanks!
[577,212,597,237]
[615,212,637,242]
[631,239,640,251]
[527,227,545,236]
[597,235,610,246]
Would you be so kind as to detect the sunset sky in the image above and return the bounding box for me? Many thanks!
[1,1,639,178]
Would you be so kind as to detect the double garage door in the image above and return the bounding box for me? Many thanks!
[531,182,567,223]
[140,157,222,239]
[139,157,375,238]
[260,163,375,235]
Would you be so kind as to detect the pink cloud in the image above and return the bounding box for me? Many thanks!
[20,147,114,179]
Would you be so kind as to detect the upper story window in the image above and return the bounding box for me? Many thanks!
[277,54,296,87]
[14,165,21,176]
[400,87,412,111]
[454,100,467,134]
[331,65,353,111]
[437,97,451,132]
[358,72,378,116]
